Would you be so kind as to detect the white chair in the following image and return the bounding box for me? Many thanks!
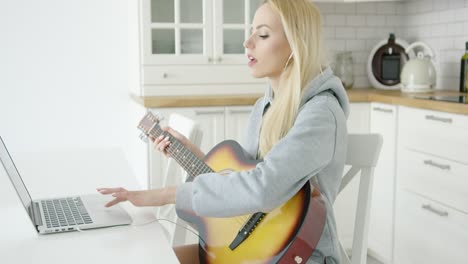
[156,113,203,246]
[338,134,383,264]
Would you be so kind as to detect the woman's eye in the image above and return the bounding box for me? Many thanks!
[259,35,269,39]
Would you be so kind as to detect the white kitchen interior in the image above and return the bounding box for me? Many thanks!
[1,0,468,264]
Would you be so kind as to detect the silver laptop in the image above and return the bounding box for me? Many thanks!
[0,136,133,234]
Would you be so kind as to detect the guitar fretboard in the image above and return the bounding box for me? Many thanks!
[149,125,214,180]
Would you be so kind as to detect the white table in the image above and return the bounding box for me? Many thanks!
[0,147,179,264]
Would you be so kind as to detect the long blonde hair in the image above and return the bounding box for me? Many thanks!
[258,0,327,158]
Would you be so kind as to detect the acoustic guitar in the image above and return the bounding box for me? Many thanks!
[138,112,326,264]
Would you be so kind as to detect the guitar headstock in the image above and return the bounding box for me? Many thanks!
[137,112,163,143]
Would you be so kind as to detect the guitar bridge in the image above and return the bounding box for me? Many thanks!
[229,212,265,250]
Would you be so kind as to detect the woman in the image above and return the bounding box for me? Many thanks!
[98,0,349,263]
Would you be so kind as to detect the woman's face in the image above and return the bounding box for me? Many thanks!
[244,3,292,79]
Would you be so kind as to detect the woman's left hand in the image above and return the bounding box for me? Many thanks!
[97,187,176,208]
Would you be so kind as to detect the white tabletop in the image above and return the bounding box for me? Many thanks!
[0,147,179,264]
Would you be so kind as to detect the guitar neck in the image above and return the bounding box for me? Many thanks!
[148,125,213,179]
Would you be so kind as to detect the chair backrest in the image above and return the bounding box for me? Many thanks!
[157,113,203,246]
[338,134,383,264]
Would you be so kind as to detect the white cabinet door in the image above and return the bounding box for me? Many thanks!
[224,105,253,145]
[394,190,468,264]
[142,0,213,65]
[334,103,370,249]
[191,107,226,154]
[369,103,397,263]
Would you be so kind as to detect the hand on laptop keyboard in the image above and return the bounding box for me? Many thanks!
[97,187,176,208]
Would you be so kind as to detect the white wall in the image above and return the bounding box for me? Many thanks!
[0,0,148,188]
[316,0,468,90]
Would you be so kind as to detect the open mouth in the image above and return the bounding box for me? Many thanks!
[247,54,257,66]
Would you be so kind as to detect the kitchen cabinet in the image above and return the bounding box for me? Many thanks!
[148,105,253,189]
[142,0,263,65]
[368,103,397,264]
[394,106,468,264]
[138,0,266,96]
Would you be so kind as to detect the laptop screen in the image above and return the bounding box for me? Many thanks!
[0,137,34,219]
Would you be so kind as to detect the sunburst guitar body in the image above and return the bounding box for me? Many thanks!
[138,112,326,264]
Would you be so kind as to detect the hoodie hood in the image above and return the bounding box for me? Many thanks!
[262,66,350,118]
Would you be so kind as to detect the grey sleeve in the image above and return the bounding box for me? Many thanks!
[176,100,337,218]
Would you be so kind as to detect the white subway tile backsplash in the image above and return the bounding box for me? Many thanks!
[449,0,465,9]
[354,76,371,89]
[431,24,448,37]
[367,15,386,27]
[346,40,367,51]
[323,27,335,39]
[438,77,459,91]
[439,10,456,24]
[356,27,377,39]
[326,39,346,52]
[386,15,402,27]
[336,27,356,39]
[356,2,377,15]
[352,62,367,76]
[454,8,468,22]
[324,0,466,90]
[440,63,460,77]
[440,50,461,63]
[347,15,366,26]
[376,2,397,15]
[447,23,464,37]
[335,3,356,15]
[433,0,450,11]
[325,15,346,26]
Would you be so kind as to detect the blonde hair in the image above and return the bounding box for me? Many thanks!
[258,0,327,158]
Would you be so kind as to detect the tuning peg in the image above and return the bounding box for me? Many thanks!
[139,133,149,143]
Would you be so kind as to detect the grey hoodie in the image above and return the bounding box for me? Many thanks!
[176,66,349,264]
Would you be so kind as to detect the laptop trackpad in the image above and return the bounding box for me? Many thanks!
[80,194,133,228]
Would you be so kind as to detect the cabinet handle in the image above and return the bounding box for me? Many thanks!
[162,73,168,78]
[217,57,223,63]
[423,159,451,171]
[421,204,449,217]
[227,109,251,114]
[372,107,393,113]
[208,57,213,63]
[425,115,452,124]
[194,110,224,115]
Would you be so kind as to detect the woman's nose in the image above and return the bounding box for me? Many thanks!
[243,35,253,49]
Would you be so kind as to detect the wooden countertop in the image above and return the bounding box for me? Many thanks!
[132,89,468,115]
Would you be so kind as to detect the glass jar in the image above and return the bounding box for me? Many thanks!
[335,51,354,90]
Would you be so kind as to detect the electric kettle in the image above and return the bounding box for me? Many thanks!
[400,42,436,93]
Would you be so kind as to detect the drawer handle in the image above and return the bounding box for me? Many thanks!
[372,107,393,113]
[425,115,452,123]
[227,109,251,114]
[422,204,448,217]
[195,110,224,115]
[423,160,451,171]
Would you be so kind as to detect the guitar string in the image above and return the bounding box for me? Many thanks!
[149,126,252,226]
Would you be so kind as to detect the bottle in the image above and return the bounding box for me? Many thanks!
[335,51,354,90]
[460,41,468,93]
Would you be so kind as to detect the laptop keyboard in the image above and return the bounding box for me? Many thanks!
[41,197,93,228]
